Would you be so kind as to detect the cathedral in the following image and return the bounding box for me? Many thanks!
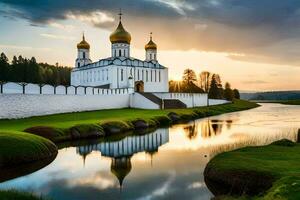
[71,13,169,93]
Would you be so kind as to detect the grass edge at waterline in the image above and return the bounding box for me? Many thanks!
[0,131,58,167]
[205,138,300,200]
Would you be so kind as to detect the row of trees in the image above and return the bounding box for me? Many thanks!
[169,69,240,101]
[0,52,71,85]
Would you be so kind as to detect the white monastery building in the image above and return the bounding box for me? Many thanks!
[71,13,168,93]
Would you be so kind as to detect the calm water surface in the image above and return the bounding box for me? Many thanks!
[1,103,300,200]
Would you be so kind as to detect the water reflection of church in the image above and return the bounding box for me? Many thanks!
[76,129,169,186]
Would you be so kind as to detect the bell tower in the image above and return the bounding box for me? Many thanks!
[76,33,92,67]
[145,32,157,62]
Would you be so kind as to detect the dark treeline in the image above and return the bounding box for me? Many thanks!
[0,52,71,85]
[169,69,240,101]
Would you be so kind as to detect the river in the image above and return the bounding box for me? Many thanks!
[0,103,300,200]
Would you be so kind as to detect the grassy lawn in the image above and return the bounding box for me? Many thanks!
[206,140,300,200]
[0,100,258,132]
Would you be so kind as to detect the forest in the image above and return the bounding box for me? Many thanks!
[0,52,71,85]
[169,69,240,101]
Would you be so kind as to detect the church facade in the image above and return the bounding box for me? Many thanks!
[71,14,169,93]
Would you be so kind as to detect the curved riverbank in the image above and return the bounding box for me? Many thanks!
[20,100,259,143]
[0,100,258,170]
[204,138,300,200]
[0,131,57,167]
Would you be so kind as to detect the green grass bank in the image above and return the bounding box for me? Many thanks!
[0,131,57,167]
[205,139,300,200]
[0,100,259,143]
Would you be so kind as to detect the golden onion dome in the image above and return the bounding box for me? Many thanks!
[77,34,90,49]
[110,21,131,44]
[145,33,157,50]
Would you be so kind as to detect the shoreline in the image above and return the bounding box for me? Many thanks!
[8,100,259,143]
[0,100,259,168]
[204,137,300,200]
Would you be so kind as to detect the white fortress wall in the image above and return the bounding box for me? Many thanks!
[0,94,131,119]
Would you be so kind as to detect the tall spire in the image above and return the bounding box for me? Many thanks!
[82,31,85,41]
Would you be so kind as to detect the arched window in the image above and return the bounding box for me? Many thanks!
[106,69,109,80]
[150,54,152,60]
[83,52,86,59]
[137,69,140,80]
[155,70,157,82]
[151,70,153,82]
[146,70,148,82]
[77,62,80,68]
[154,54,156,60]
[142,70,144,80]
[119,49,122,57]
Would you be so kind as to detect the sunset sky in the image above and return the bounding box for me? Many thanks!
[0,0,299,91]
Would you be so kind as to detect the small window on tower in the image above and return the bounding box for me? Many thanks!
[146,71,148,82]
[119,49,122,57]
[121,69,124,81]
[77,63,80,68]
[83,52,86,59]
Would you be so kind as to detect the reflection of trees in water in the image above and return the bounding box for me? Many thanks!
[226,120,233,129]
[76,129,169,187]
[184,122,198,140]
[201,119,235,138]
[183,119,236,140]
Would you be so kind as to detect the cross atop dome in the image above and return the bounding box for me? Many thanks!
[118,9,122,21]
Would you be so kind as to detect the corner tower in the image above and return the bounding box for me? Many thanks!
[145,32,157,62]
[110,11,131,58]
[76,33,92,68]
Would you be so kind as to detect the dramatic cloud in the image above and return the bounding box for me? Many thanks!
[1,0,300,66]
